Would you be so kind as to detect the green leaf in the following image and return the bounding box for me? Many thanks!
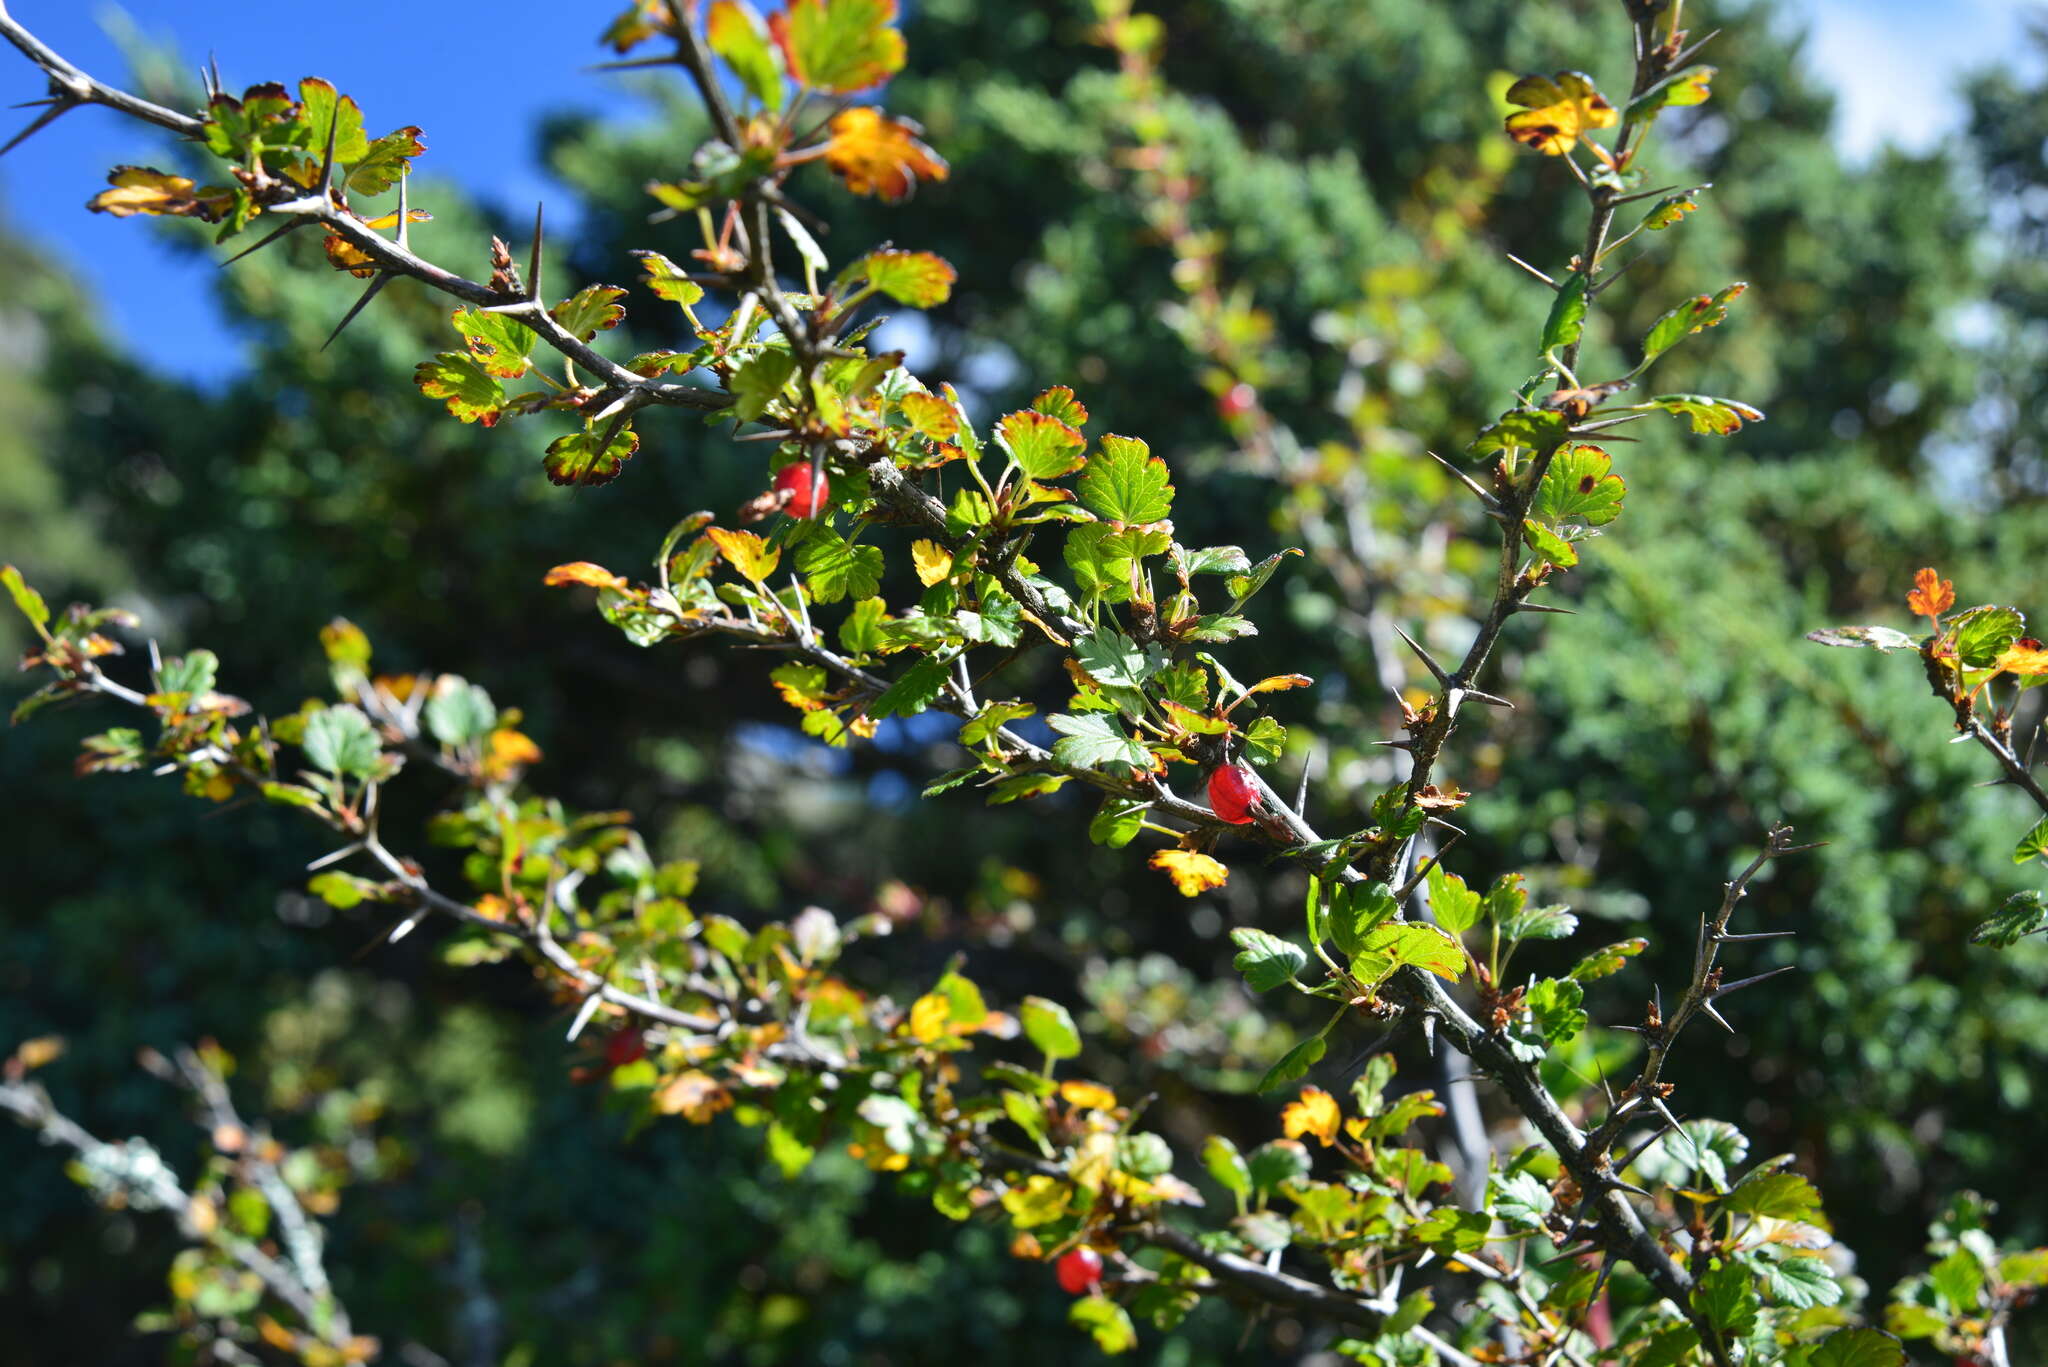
[344,125,423,196]
[870,656,950,720]
[1491,1170,1554,1229]
[1048,711,1154,776]
[960,700,1035,748]
[1974,890,2048,948]
[1225,548,1302,608]
[302,704,380,779]
[1636,189,1702,233]
[156,649,219,699]
[1754,1252,1841,1309]
[1642,393,1766,435]
[1569,937,1647,981]
[452,308,536,379]
[307,871,386,909]
[1724,1170,1824,1222]
[1929,1246,1986,1311]
[1079,434,1173,525]
[1525,977,1586,1044]
[413,352,505,424]
[1088,795,1147,849]
[1069,1296,1137,1355]
[775,0,905,94]
[543,424,640,488]
[1243,715,1287,765]
[1641,282,1747,364]
[1201,1135,1250,1196]
[633,250,707,307]
[1534,443,1624,526]
[1019,996,1080,1061]
[996,410,1086,480]
[1809,1328,1906,1367]
[730,349,798,421]
[2014,817,2048,866]
[1256,1034,1327,1092]
[2,565,49,633]
[1328,882,1399,959]
[1426,865,1482,933]
[796,529,883,603]
[1229,927,1308,993]
[1692,1257,1759,1336]
[1522,518,1578,568]
[1469,407,1566,456]
[550,284,628,342]
[708,0,787,109]
[425,680,497,747]
[1540,272,1588,354]
[1628,64,1716,117]
[1355,922,1466,983]
[852,249,956,307]
[1950,604,2025,669]
[1073,628,1162,695]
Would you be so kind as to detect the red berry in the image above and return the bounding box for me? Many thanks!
[1208,763,1259,825]
[1056,1245,1103,1295]
[774,462,829,519]
[1217,382,1257,420]
[604,1029,646,1069]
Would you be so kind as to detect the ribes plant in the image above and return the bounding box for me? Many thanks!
[5,1,2046,1364]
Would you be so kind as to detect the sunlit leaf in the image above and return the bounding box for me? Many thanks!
[1150,848,1229,897]
[1503,70,1617,156]
[543,424,640,488]
[708,0,787,109]
[771,0,905,94]
[823,107,949,202]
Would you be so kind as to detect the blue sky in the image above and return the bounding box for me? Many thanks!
[0,0,2038,384]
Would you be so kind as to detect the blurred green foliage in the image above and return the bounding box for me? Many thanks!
[5,0,2048,1361]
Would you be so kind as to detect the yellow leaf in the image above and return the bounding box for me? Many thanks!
[911,538,954,586]
[1282,1086,1343,1146]
[188,1194,220,1237]
[908,991,952,1042]
[88,165,234,220]
[323,232,378,279]
[653,1070,733,1122]
[1060,1080,1118,1111]
[1246,673,1313,695]
[12,1036,64,1071]
[707,527,781,583]
[1149,848,1229,897]
[900,391,960,441]
[1503,71,1618,156]
[544,561,629,590]
[823,106,950,202]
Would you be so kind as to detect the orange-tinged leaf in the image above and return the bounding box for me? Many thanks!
[1504,71,1618,156]
[324,232,378,278]
[900,390,960,441]
[482,728,541,781]
[358,207,432,232]
[1281,1086,1342,1146]
[707,527,781,583]
[1150,848,1229,897]
[543,562,630,590]
[772,0,905,94]
[1246,673,1313,696]
[908,992,952,1041]
[653,1070,733,1122]
[824,107,949,202]
[88,166,234,221]
[1997,638,2048,676]
[1908,567,1955,620]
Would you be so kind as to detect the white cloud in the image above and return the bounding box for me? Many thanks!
[1786,0,2042,158]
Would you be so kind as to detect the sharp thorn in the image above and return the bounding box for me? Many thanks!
[1571,413,1651,433]
[527,201,546,302]
[1653,982,1663,1017]
[1647,1094,1692,1157]
[381,908,427,945]
[1713,928,1794,943]
[1609,182,1682,206]
[1615,1119,1674,1171]
[318,106,342,195]
[1505,251,1558,287]
[1420,1010,1437,1054]
[218,216,309,267]
[1609,1023,1655,1037]
[1710,963,1798,998]
[1423,816,1465,837]
[565,990,604,1043]
[321,271,393,351]
[587,55,682,71]
[1460,685,1513,709]
[1774,840,1828,856]
[1392,624,1453,688]
[1424,449,1504,511]
[393,169,413,249]
[1589,1249,1619,1302]
[1699,1000,1735,1033]
[0,98,78,157]
[1606,1178,1652,1199]
[1372,738,1416,751]
[1514,600,1578,616]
